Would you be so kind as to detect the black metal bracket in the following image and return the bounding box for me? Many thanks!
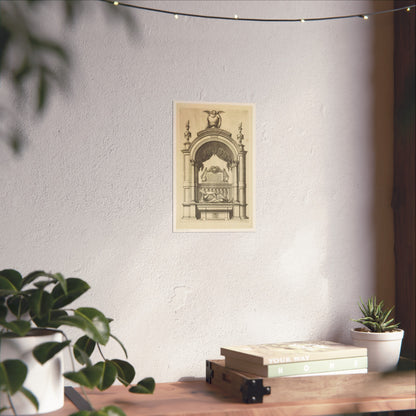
[240,378,271,403]
[64,386,93,411]
[206,360,214,384]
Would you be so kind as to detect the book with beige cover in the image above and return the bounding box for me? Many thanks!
[220,341,367,366]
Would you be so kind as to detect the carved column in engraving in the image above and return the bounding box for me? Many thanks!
[230,160,239,218]
[238,147,248,219]
[190,160,197,217]
[190,159,196,202]
[182,148,192,218]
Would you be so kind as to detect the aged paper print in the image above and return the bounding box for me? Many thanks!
[174,102,255,232]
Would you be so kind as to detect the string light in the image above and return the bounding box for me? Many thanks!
[99,0,415,23]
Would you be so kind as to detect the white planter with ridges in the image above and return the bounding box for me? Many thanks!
[351,328,404,372]
[0,329,64,415]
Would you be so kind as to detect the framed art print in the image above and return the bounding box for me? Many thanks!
[174,101,255,232]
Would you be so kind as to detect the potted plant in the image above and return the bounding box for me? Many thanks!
[0,269,155,416]
[351,296,404,372]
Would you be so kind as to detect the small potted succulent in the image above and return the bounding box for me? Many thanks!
[0,269,155,416]
[351,296,404,372]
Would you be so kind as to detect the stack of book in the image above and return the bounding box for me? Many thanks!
[220,341,368,378]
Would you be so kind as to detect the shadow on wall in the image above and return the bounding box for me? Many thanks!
[371,4,395,307]
[391,0,415,360]
[322,1,396,344]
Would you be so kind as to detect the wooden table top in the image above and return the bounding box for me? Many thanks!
[50,371,416,416]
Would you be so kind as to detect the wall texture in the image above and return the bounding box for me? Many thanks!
[0,1,394,382]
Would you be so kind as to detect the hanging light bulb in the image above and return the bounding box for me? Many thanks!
[113,1,119,5]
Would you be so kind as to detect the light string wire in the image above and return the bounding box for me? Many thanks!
[100,0,415,22]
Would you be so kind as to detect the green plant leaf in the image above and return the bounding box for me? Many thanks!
[128,377,155,394]
[52,315,89,333]
[7,295,30,318]
[383,306,394,322]
[73,349,92,368]
[74,308,110,345]
[51,278,90,308]
[23,271,68,294]
[29,290,53,326]
[47,309,69,328]
[0,319,31,336]
[94,361,117,391]
[110,359,135,386]
[74,335,96,365]
[54,310,109,345]
[0,359,27,395]
[29,289,53,317]
[0,276,19,296]
[97,406,127,416]
[68,412,91,416]
[33,280,55,290]
[37,66,48,113]
[63,0,79,25]
[19,386,39,411]
[358,299,368,317]
[0,303,7,321]
[29,35,70,65]
[64,366,102,389]
[12,56,33,86]
[69,406,127,416]
[33,340,70,364]
[52,273,67,294]
[0,269,22,291]
[22,270,50,287]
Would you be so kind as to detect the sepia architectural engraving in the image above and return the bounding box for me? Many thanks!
[174,102,254,231]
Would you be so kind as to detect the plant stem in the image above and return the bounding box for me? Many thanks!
[7,393,17,416]
[61,332,94,411]
[97,343,106,361]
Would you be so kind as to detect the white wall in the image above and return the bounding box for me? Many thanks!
[0,1,394,383]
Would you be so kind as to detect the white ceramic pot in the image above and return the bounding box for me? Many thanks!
[0,329,64,415]
[351,328,404,372]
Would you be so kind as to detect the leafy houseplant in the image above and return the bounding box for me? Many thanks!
[0,269,155,416]
[351,296,404,372]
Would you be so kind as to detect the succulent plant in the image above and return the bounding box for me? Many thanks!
[353,296,400,333]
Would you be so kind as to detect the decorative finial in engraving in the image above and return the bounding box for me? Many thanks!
[203,110,224,128]
[237,122,244,144]
[184,120,191,143]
